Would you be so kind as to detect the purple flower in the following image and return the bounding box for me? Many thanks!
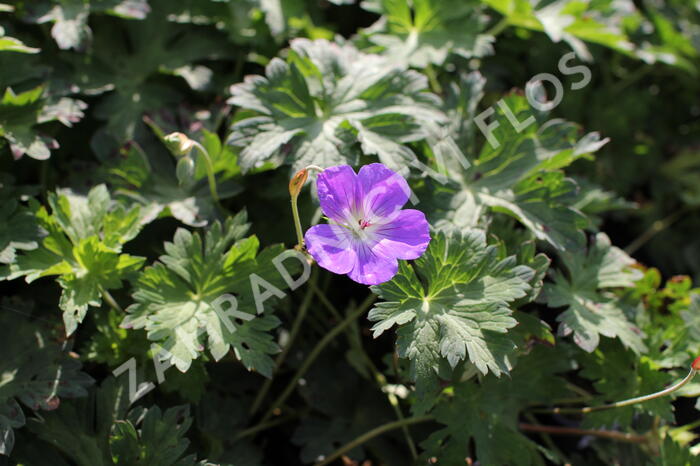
[304,163,431,285]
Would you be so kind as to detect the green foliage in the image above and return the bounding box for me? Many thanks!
[228,37,446,175]
[14,0,150,51]
[0,86,85,160]
[368,230,536,411]
[123,213,294,375]
[0,306,93,455]
[105,136,241,228]
[578,340,674,428]
[423,345,570,465]
[109,405,198,466]
[361,0,494,67]
[483,0,696,69]
[24,378,208,466]
[542,232,646,353]
[0,24,40,53]
[430,92,606,251]
[652,436,700,466]
[1,0,699,464]
[2,184,146,334]
[0,179,41,264]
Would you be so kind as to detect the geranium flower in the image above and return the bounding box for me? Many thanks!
[304,163,431,285]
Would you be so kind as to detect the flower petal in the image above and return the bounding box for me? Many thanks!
[373,209,431,260]
[348,241,398,285]
[357,163,411,221]
[316,165,360,223]
[304,224,356,275]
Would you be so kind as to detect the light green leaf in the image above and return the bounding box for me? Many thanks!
[0,86,54,160]
[363,0,494,67]
[483,0,693,67]
[0,36,40,54]
[432,92,606,251]
[228,38,447,175]
[41,1,91,50]
[368,230,534,411]
[123,213,298,375]
[3,185,146,335]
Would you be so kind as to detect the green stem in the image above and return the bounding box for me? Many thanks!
[313,284,417,459]
[259,293,377,425]
[249,270,317,416]
[610,64,653,94]
[534,367,697,415]
[39,159,49,202]
[234,413,298,441]
[625,206,693,255]
[361,352,418,459]
[310,279,416,456]
[425,64,443,95]
[101,289,123,313]
[486,17,509,37]
[291,194,305,249]
[314,416,434,466]
[519,423,647,444]
[192,141,221,207]
[309,280,342,321]
[311,283,418,460]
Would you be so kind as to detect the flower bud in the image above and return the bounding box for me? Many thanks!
[164,132,195,157]
[692,356,700,371]
[176,155,196,187]
[289,168,309,198]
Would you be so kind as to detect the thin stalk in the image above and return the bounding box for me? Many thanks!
[291,194,305,248]
[39,159,49,202]
[309,279,342,321]
[625,206,692,255]
[519,423,647,444]
[314,416,434,466]
[101,289,123,313]
[309,279,416,455]
[249,270,318,416]
[191,141,221,207]
[565,382,594,400]
[305,165,323,173]
[523,413,570,463]
[310,280,416,456]
[234,413,297,441]
[289,164,323,250]
[534,366,697,415]
[361,352,418,459]
[611,64,653,94]
[425,64,443,95]
[486,17,509,37]
[258,293,377,425]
